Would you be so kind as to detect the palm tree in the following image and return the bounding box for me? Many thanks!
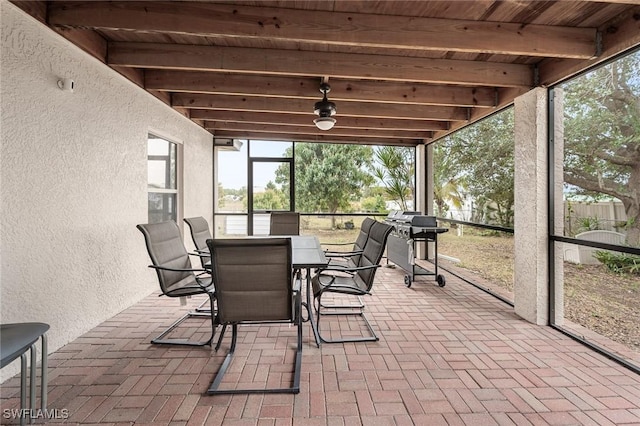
[372,146,414,211]
[433,145,467,218]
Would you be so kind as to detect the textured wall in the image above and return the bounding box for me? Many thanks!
[0,1,213,381]
[513,88,549,325]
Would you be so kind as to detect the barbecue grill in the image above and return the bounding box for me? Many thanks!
[385,211,449,287]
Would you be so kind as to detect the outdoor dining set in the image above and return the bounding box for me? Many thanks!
[0,212,393,423]
[136,213,394,395]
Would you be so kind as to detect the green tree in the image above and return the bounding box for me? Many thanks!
[277,143,374,227]
[437,108,515,227]
[433,144,467,218]
[562,51,640,245]
[371,146,415,211]
[361,195,387,213]
[217,183,226,208]
[252,182,287,210]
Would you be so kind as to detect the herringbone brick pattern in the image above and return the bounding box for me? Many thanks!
[2,263,639,425]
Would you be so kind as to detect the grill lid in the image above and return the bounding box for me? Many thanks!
[386,211,421,223]
[408,215,437,228]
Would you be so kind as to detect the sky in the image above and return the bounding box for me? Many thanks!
[217,140,292,190]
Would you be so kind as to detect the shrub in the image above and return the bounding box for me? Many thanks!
[594,250,640,275]
[577,216,601,233]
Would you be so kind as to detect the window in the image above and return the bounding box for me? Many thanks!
[147,134,178,223]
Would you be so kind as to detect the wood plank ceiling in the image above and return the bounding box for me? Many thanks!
[13,1,640,146]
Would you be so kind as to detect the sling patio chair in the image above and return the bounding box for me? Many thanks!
[205,237,302,395]
[137,221,217,346]
[318,217,377,311]
[184,216,214,313]
[183,216,212,268]
[311,221,393,343]
[269,211,300,236]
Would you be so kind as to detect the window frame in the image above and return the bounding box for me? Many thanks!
[147,133,179,223]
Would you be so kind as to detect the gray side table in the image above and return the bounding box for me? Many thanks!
[1,323,49,425]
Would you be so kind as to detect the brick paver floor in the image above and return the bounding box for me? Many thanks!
[2,263,639,425]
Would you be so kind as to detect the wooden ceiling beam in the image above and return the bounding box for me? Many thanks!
[538,6,640,87]
[573,0,640,4]
[145,71,497,108]
[190,110,450,131]
[173,93,470,121]
[48,1,597,59]
[109,42,533,88]
[52,27,107,63]
[212,130,423,147]
[205,122,431,140]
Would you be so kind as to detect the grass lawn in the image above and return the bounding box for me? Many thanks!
[437,229,639,355]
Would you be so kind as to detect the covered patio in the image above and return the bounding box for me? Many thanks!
[2,0,640,424]
[2,263,640,424]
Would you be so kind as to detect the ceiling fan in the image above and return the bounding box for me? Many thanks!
[313,82,337,130]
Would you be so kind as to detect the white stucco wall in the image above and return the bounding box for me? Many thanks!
[0,2,213,381]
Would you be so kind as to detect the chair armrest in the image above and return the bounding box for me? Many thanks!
[318,264,381,274]
[314,271,374,295]
[324,249,363,258]
[148,265,208,274]
[320,241,356,247]
[149,265,213,292]
[189,251,210,258]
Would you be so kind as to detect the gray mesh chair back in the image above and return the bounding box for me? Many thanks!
[269,212,300,236]
[138,221,200,297]
[355,221,393,291]
[349,217,376,266]
[136,221,216,346]
[184,216,212,267]
[205,237,301,394]
[212,239,292,323]
[354,217,376,250]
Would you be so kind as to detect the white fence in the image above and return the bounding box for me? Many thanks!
[445,200,627,236]
[564,200,627,236]
[221,214,270,236]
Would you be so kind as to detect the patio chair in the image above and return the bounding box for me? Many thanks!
[269,211,300,236]
[184,217,214,313]
[205,238,302,395]
[183,216,212,268]
[312,221,393,343]
[323,217,376,268]
[137,221,217,346]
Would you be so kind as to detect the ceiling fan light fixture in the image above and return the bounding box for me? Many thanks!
[313,82,337,130]
[314,116,336,130]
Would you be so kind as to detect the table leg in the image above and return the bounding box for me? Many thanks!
[304,267,321,347]
[30,343,36,423]
[41,334,48,412]
[20,352,27,426]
